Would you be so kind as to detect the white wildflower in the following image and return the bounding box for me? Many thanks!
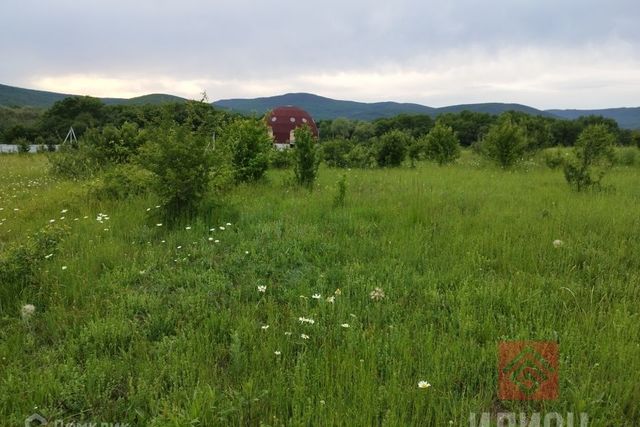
[301,334,310,340]
[219,226,226,231]
[340,323,350,328]
[311,293,322,299]
[257,285,267,293]
[370,287,385,301]
[334,288,342,296]
[553,239,564,248]
[326,296,335,303]
[156,223,163,227]
[298,317,315,325]
[61,266,68,270]
[185,226,191,230]
[274,351,281,355]
[21,304,36,321]
[261,325,269,330]
[418,381,431,389]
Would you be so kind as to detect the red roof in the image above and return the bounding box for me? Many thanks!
[266,106,318,144]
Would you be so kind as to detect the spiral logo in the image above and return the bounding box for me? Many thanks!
[498,341,559,400]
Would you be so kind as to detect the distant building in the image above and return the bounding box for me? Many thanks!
[266,106,318,149]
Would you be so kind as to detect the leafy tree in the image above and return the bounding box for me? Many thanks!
[223,119,271,182]
[293,125,320,188]
[352,121,376,142]
[563,124,616,191]
[436,111,494,146]
[479,119,528,168]
[138,123,213,214]
[40,96,105,139]
[423,122,461,165]
[330,118,355,139]
[376,130,411,167]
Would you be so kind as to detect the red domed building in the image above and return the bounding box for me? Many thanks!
[266,106,318,149]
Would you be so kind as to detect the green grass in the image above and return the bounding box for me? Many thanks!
[1,152,639,426]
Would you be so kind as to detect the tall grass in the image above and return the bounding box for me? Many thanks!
[0,152,639,426]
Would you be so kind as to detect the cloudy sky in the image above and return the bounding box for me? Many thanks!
[1,0,639,109]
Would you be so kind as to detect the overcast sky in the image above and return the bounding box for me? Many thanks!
[1,0,639,109]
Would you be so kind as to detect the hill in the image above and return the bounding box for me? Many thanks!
[0,83,187,108]
[548,107,640,130]
[213,93,436,121]
[214,93,560,121]
[2,83,640,128]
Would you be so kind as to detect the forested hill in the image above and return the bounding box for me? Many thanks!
[2,83,640,129]
[0,83,186,108]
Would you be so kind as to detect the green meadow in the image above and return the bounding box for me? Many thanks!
[1,152,639,426]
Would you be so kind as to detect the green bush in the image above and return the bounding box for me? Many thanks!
[15,137,31,154]
[293,125,320,188]
[269,148,295,169]
[320,139,354,168]
[376,130,411,167]
[346,144,376,168]
[563,124,616,191]
[541,148,567,170]
[89,164,156,200]
[222,119,271,182]
[615,147,638,167]
[138,124,213,214]
[423,122,461,165]
[479,119,528,168]
[48,143,101,179]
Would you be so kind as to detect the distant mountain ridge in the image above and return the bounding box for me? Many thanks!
[0,83,187,108]
[1,83,639,129]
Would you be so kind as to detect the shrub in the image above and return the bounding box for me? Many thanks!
[89,164,156,200]
[321,139,353,168]
[293,125,320,188]
[563,124,616,191]
[541,148,566,169]
[479,119,528,168]
[376,130,411,167]
[138,124,213,214]
[223,119,271,182]
[15,137,31,154]
[48,142,101,179]
[269,148,295,169]
[615,147,638,167]
[423,122,461,165]
[346,144,376,168]
[333,174,347,207]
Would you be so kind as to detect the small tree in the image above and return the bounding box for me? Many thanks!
[293,125,319,188]
[376,130,411,167]
[423,122,461,165]
[15,137,31,154]
[563,124,616,191]
[138,123,213,215]
[479,119,528,168]
[224,119,271,182]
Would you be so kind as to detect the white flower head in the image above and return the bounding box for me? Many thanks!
[340,323,350,328]
[261,325,269,330]
[21,304,36,321]
[370,287,385,301]
[326,296,335,303]
[301,333,310,340]
[311,293,321,299]
[553,239,564,248]
[274,350,281,356]
[298,317,315,325]
[418,381,431,389]
[257,285,267,293]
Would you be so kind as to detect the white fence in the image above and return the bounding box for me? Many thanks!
[0,144,59,153]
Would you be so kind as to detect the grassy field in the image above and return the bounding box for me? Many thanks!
[1,152,639,426]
